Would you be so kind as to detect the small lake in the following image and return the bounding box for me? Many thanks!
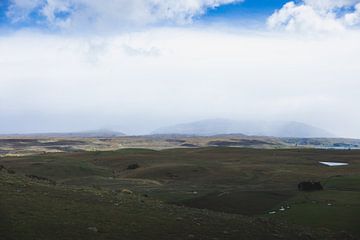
[319,162,349,167]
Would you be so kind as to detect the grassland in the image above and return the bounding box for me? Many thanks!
[1,146,359,239]
[1,135,360,157]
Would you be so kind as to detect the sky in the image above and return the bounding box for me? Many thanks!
[1,0,360,137]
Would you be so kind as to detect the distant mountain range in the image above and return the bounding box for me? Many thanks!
[0,129,126,138]
[152,119,334,138]
[0,120,334,138]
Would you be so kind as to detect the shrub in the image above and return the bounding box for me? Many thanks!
[127,163,140,170]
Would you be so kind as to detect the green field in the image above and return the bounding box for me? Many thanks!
[1,147,359,239]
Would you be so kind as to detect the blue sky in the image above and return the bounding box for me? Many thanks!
[0,1,8,23]
[0,0,292,30]
[204,0,290,19]
[199,0,292,29]
[1,0,360,32]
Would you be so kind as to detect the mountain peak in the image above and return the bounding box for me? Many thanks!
[152,119,334,138]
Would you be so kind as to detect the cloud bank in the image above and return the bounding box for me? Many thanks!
[1,28,360,136]
[267,0,360,32]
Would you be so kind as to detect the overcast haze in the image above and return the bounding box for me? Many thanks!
[1,0,360,137]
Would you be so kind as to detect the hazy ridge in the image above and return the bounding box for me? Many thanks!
[152,119,334,138]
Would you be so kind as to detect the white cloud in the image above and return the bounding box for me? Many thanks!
[1,28,360,136]
[7,0,241,30]
[6,0,43,22]
[40,0,73,28]
[268,0,360,32]
[267,2,344,32]
[344,3,360,26]
[303,0,359,10]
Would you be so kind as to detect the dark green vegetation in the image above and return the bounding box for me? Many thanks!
[1,147,359,239]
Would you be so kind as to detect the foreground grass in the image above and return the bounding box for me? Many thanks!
[1,171,345,240]
[1,147,360,239]
[273,190,360,237]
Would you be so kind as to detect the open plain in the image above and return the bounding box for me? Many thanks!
[1,138,359,240]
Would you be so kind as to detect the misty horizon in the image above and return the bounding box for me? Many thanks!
[0,117,339,138]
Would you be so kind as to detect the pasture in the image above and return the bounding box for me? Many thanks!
[1,147,359,239]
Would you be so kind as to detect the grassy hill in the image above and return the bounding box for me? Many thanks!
[1,147,359,239]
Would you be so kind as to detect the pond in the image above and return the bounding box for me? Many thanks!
[319,162,349,167]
